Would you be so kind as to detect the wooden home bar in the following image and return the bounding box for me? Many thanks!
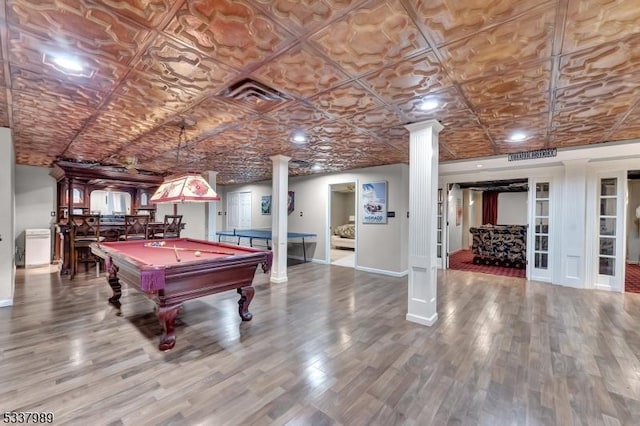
[50,160,167,274]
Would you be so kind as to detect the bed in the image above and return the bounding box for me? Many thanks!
[331,224,355,249]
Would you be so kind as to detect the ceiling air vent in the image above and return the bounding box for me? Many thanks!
[220,78,291,102]
[289,159,311,169]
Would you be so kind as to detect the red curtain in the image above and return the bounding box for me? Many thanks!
[482,191,499,225]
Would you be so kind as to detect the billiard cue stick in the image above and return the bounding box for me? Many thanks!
[173,245,181,262]
[144,245,236,256]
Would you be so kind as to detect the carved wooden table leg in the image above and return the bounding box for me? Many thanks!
[157,304,183,351]
[237,286,255,321]
[106,261,121,309]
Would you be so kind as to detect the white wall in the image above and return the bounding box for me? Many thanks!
[0,128,15,306]
[447,185,463,253]
[14,165,56,266]
[462,189,481,249]
[464,190,482,248]
[156,202,207,240]
[497,192,528,225]
[627,180,640,263]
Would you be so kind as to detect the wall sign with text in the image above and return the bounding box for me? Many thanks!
[508,148,557,161]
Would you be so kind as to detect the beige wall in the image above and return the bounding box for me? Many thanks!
[8,162,411,279]
[330,190,355,231]
[219,163,409,275]
[14,165,56,266]
[497,192,528,225]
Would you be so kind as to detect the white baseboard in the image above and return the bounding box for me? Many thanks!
[593,283,621,292]
[270,275,288,283]
[406,312,438,326]
[355,265,408,277]
[0,299,14,308]
[554,279,585,289]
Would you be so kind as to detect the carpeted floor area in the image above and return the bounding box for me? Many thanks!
[626,262,640,293]
[449,249,526,279]
[449,252,640,291]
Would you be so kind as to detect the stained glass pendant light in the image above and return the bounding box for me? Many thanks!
[150,120,219,204]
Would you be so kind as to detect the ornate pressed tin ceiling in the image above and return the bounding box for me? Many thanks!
[3,0,640,184]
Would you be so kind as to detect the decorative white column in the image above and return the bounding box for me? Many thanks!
[270,155,291,283]
[0,127,15,307]
[405,119,443,326]
[205,171,218,241]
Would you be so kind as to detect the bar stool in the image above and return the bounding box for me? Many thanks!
[70,215,104,279]
[152,215,183,239]
[119,215,150,240]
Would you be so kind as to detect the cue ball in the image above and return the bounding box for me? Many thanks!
[194,251,201,257]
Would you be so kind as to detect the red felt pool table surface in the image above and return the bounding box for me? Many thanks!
[95,238,262,267]
[90,238,272,351]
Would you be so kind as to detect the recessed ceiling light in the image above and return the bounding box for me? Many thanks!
[292,132,307,143]
[312,164,323,171]
[53,56,83,72]
[476,164,483,168]
[509,132,527,142]
[418,99,439,111]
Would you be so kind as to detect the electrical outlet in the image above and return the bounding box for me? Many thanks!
[300,211,303,217]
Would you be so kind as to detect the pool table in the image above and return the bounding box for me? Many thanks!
[90,238,272,350]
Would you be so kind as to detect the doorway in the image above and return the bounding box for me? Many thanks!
[328,182,356,267]
[446,179,528,279]
[625,171,640,293]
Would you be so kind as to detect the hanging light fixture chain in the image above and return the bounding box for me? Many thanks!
[175,124,185,170]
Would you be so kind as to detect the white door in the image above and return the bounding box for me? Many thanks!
[529,179,552,282]
[227,191,252,230]
[594,174,625,291]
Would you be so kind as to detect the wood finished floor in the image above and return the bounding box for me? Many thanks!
[3,265,640,425]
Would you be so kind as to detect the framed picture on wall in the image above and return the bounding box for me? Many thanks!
[287,191,295,215]
[261,195,271,215]
[456,197,462,226]
[362,181,387,224]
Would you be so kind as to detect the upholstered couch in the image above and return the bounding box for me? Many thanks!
[469,225,527,268]
[331,224,355,249]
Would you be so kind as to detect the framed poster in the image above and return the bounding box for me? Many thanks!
[456,197,462,226]
[288,191,294,215]
[261,195,271,215]
[362,181,387,224]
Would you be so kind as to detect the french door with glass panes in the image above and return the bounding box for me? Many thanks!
[529,179,552,282]
[436,187,446,268]
[594,174,625,291]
